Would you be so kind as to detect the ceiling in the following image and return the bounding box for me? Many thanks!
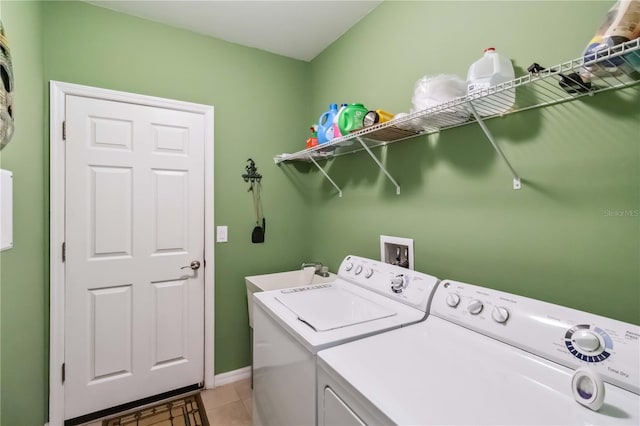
[86,1,383,62]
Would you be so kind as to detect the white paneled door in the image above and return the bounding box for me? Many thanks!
[64,95,205,419]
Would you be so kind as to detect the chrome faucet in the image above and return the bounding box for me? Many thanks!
[301,262,329,277]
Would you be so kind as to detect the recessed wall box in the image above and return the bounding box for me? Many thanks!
[380,235,413,270]
[1,169,13,251]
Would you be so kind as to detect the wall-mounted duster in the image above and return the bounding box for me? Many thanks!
[242,159,265,243]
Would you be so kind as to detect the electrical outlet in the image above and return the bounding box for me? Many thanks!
[216,226,228,243]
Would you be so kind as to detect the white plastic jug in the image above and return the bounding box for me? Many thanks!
[466,47,515,117]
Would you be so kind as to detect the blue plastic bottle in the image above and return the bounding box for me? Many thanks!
[317,104,338,144]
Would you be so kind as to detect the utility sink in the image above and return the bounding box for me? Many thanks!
[245,267,336,327]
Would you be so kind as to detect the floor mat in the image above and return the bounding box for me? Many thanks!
[102,392,209,426]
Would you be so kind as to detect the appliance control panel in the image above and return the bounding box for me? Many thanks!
[337,255,439,312]
[431,279,640,395]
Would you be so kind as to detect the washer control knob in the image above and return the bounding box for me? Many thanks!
[355,265,363,275]
[364,268,374,278]
[345,262,354,271]
[468,300,484,315]
[446,293,460,308]
[573,330,601,353]
[390,275,406,293]
[491,306,509,323]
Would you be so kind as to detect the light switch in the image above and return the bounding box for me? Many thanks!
[216,225,228,243]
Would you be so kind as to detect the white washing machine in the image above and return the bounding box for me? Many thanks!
[252,255,440,426]
[317,278,640,425]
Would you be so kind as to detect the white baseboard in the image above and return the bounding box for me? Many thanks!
[213,366,251,387]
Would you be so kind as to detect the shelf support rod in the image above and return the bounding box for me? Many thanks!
[468,103,522,190]
[355,137,401,195]
[309,156,343,197]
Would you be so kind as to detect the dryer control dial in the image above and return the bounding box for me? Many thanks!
[345,262,354,271]
[564,325,612,363]
[446,293,460,308]
[468,300,483,315]
[364,268,374,278]
[390,275,407,293]
[491,306,509,323]
[573,330,601,353]
[354,265,363,275]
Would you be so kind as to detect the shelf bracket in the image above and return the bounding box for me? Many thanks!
[309,156,343,197]
[355,137,401,195]
[468,103,522,190]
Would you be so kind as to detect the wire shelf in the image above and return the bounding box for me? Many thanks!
[275,38,640,164]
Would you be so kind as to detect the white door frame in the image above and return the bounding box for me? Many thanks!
[48,81,215,425]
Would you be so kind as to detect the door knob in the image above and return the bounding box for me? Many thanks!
[181,260,201,270]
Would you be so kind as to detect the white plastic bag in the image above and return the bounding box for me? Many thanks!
[410,74,469,127]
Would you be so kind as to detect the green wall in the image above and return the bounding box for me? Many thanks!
[41,1,312,374]
[3,1,312,424]
[304,1,640,324]
[0,1,46,425]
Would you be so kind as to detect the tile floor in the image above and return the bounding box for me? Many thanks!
[83,378,252,426]
[201,378,252,425]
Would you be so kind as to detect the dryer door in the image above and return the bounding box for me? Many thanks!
[323,387,365,426]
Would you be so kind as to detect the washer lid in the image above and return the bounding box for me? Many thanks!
[276,285,397,331]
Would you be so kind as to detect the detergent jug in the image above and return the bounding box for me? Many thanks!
[338,103,368,135]
[317,104,338,144]
[333,103,347,138]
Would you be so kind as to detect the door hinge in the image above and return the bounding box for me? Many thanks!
[62,242,66,262]
[62,363,65,384]
[62,121,66,140]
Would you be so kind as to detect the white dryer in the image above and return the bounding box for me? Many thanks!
[317,279,640,425]
[252,255,440,426]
